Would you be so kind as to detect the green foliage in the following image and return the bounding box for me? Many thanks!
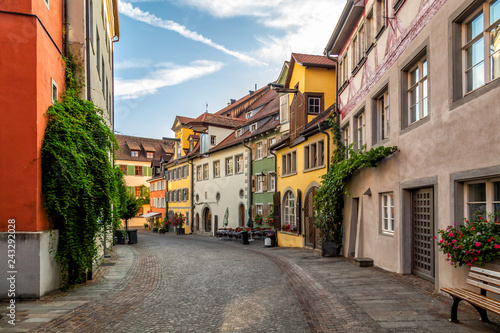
[120,193,140,222]
[436,213,500,268]
[136,185,150,206]
[41,56,117,287]
[314,121,397,244]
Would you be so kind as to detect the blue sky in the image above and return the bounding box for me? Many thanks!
[113,0,345,139]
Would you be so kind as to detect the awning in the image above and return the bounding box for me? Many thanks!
[140,212,162,218]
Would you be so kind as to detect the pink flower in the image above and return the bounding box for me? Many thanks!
[471,227,475,231]
[478,251,481,254]
[448,232,454,237]
[467,262,473,266]
[494,244,500,249]
[475,242,481,247]
[452,239,457,243]
[439,239,444,244]
[459,245,462,249]
[433,236,437,239]
[466,251,469,254]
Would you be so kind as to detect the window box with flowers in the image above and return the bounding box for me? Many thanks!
[436,213,500,268]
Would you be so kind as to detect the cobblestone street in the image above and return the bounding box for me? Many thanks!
[2,230,500,332]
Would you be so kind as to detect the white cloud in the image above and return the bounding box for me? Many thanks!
[118,0,266,66]
[114,60,224,100]
[115,58,154,70]
[177,0,345,65]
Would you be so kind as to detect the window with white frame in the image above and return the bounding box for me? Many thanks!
[281,151,296,176]
[342,124,350,158]
[236,155,244,173]
[256,204,263,216]
[269,137,276,147]
[131,150,139,157]
[246,111,252,119]
[304,140,325,170]
[147,152,154,158]
[177,143,182,158]
[203,163,209,180]
[268,172,276,192]
[211,135,216,145]
[351,34,358,69]
[256,142,263,159]
[196,165,202,181]
[225,157,233,175]
[408,57,428,124]
[339,53,348,86]
[256,174,263,192]
[381,192,394,233]
[375,88,389,142]
[283,191,296,229]
[465,179,500,220]
[366,7,374,46]
[355,111,366,151]
[51,79,58,104]
[213,160,220,178]
[375,0,386,36]
[460,1,500,94]
[280,94,289,123]
[308,97,321,114]
[250,123,258,132]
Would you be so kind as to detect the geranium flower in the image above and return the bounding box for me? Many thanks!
[475,242,481,247]
[494,244,500,249]
[448,232,454,237]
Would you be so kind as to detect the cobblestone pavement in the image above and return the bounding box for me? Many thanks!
[1,230,500,332]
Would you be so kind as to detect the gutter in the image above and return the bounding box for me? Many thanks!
[242,139,253,208]
[317,123,330,172]
[325,50,340,130]
[85,0,91,100]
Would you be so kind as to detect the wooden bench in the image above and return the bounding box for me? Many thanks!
[442,266,500,323]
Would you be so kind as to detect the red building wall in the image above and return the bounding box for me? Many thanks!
[0,0,65,232]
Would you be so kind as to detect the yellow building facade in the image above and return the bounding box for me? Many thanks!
[273,53,337,250]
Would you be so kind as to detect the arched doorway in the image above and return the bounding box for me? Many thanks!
[195,213,200,232]
[304,187,319,248]
[203,208,211,233]
[239,204,245,227]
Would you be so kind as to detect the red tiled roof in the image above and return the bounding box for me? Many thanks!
[188,113,245,129]
[291,53,336,67]
[176,116,194,124]
[236,89,279,121]
[115,135,175,162]
[214,86,268,116]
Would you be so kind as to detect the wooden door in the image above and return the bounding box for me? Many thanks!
[240,204,245,227]
[304,187,319,248]
[412,188,435,282]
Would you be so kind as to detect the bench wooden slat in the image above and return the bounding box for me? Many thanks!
[442,288,500,315]
[468,271,500,288]
[467,278,500,295]
[471,266,500,279]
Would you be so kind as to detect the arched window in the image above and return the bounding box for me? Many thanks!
[283,191,296,229]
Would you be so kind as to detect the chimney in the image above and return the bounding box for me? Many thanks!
[230,99,236,104]
[249,90,254,96]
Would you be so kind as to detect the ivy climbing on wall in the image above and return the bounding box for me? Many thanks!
[41,56,117,286]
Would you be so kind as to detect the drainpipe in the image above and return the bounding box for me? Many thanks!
[85,0,91,101]
[325,49,340,130]
[269,148,278,246]
[317,123,330,172]
[242,139,253,226]
[188,158,194,230]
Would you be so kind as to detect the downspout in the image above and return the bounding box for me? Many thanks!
[318,123,330,172]
[325,49,340,130]
[269,147,278,246]
[188,158,194,230]
[85,0,91,100]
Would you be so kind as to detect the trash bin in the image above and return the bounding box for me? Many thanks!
[115,230,125,244]
[127,229,138,244]
[240,231,249,245]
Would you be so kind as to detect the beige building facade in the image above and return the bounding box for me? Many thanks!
[325,0,500,290]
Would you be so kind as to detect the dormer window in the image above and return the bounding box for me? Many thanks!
[177,143,181,158]
[246,111,252,119]
[236,129,242,137]
[211,135,216,145]
[147,152,154,158]
[250,123,257,132]
[131,150,139,157]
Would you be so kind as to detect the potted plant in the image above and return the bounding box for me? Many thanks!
[168,213,186,235]
[436,213,500,268]
[313,208,343,256]
[255,214,263,225]
[265,207,274,227]
[144,222,149,229]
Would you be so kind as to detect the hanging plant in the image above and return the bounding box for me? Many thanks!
[314,118,397,244]
[41,55,117,287]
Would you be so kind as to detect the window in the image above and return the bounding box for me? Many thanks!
[135,186,141,197]
[308,97,321,114]
[366,7,374,46]
[236,129,242,137]
[268,172,276,192]
[256,175,263,192]
[256,142,263,159]
[89,1,93,42]
[283,191,296,229]
[461,1,500,94]
[351,34,358,70]
[135,166,142,176]
[250,123,257,132]
[147,152,154,158]
[375,0,386,37]
[408,57,428,124]
[131,150,139,157]
[246,111,252,119]
[269,137,276,147]
[225,157,233,175]
[196,165,202,181]
[51,79,58,104]
[465,179,500,220]
[203,163,209,180]
[210,135,216,145]
[236,155,244,173]
[339,53,348,86]
[280,94,289,123]
[102,58,105,92]
[342,124,350,157]
[358,24,365,62]
[381,193,394,233]
[355,112,366,151]
[256,204,263,216]
[375,88,389,142]
[184,165,188,178]
[96,30,100,76]
[119,165,127,174]
[304,140,325,170]
[281,151,296,176]
[213,160,220,178]
[177,143,182,158]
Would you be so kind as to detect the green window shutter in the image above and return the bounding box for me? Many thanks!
[127,165,134,175]
[147,167,152,176]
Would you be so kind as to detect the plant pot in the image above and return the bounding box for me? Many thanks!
[321,242,342,257]
[176,227,185,235]
[115,230,126,244]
